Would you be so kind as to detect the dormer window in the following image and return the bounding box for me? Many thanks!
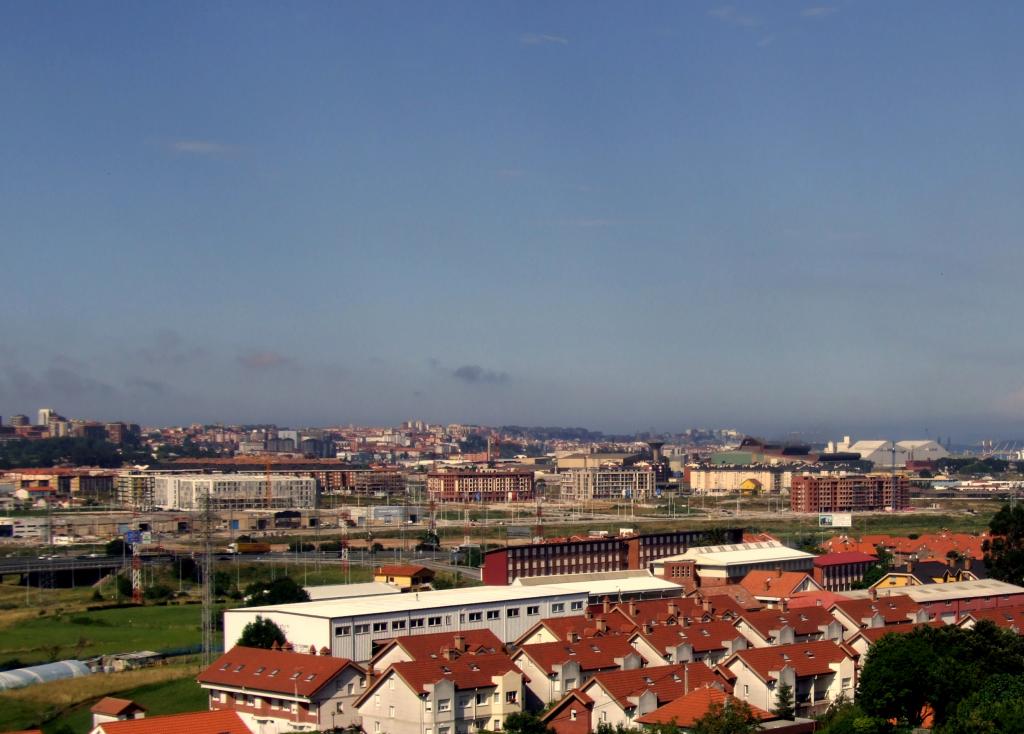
[255,666,265,675]
[234,665,245,672]
[220,663,230,671]
[290,672,301,680]
[269,669,280,677]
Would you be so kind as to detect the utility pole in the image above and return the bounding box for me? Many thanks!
[200,490,215,667]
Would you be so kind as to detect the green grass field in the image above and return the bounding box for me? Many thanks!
[43,672,208,734]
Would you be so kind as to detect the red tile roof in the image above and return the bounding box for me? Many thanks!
[90,697,146,716]
[727,640,851,681]
[697,587,761,613]
[829,595,924,626]
[585,663,720,708]
[92,710,248,734]
[198,647,362,698]
[384,652,520,695]
[960,605,1024,632]
[737,607,837,639]
[740,571,819,598]
[372,629,503,665]
[637,686,773,726]
[814,551,878,567]
[848,620,944,645]
[631,620,744,655]
[516,635,643,674]
[787,590,850,609]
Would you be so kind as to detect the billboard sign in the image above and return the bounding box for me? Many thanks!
[124,530,142,545]
[818,513,853,528]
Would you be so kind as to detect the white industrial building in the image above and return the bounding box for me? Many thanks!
[827,437,949,468]
[152,474,317,510]
[687,466,793,495]
[224,575,682,662]
[650,541,815,584]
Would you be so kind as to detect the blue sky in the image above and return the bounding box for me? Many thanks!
[1,2,1022,440]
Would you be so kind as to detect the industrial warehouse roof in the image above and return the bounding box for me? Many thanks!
[665,541,814,567]
[238,576,680,621]
[843,579,1024,603]
[303,582,400,601]
[512,569,657,586]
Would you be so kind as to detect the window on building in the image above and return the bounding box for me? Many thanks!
[468,612,482,622]
[526,606,539,616]
[393,620,407,630]
[570,601,583,611]
[507,608,520,618]
[438,698,451,712]
[552,603,564,613]
[486,610,500,620]
[428,616,442,627]
[476,693,487,705]
[389,677,396,690]
[348,683,355,695]
[373,622,388,632]
[570,710,578,721]
[411,618,424,628]
[374,722,381,733]
[354,624,370,634]
[505,691,518,704]
[389,705,396,718]
[374,694,381,707]
[335,625,351,636]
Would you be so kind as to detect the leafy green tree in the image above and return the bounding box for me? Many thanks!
[595,723,635,734]
[942,674,1024,734]
[105,538,126,557]
[814,698,892,734]
[115,573,133,599]
[238,616,287,649]
[773,682,795,720]
[243,576,310,607]
[858,629,939,727]
[691,699,761,734]
[502,711,555,734]
[982,503,1024,585]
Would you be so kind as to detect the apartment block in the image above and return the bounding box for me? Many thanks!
[789,473,910,513]
[427,469,534,503]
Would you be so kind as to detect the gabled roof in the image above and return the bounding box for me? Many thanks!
[829,595,923,626]
[726,640,850,682]
[847,620,945,646]
[637,686,773,726]
[90,697,146,716]
[959,605,1024,632]
[583,663,719,709]
[198,646,362,698]
[737,607,837,638]
[697,586,761,613]
[371,629,502,666]
[364,652,519,702]
[92,710,248,734]
[630,620,744,654]
[516,614,635,645]
[515,635,643,674]
[539,689,595,723]
[740,571,821,599]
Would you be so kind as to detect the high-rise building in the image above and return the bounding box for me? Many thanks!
[427,468,534,502]
[9,415,30,427]
[559,467,656,501]
[152,473,317,510]
[37,408,56,427]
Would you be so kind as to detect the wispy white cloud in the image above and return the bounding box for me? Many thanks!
[708,6,759,28]
[171,139,235,155]
[801,6,838,18]
[519,33,569,46]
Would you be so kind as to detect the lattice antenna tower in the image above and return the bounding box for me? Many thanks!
[200,489,215,667]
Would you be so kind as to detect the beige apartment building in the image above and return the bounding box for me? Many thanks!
[558,467,655,501]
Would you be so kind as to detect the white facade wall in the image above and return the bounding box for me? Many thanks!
[688,468,793,494]
[559,469,656,501]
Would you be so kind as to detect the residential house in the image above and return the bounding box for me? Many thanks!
[570,663,720,733]
[828,593,929,638]
[871,558,988,590]
[197,646,366,733]
[955,604,1024,633]
[90,698,146,729]
[374,564,435,591]
[722,640,856,717]
[89,710,249,734]
[637,687,815,733]
[512,636,647,708]
[812,552,878,592]
[514,614,633,648]
[628,620,748,666]
[733,606,844,648]
[371,630,503,671]
[356,652,525,734]
[843,621,945,660]
[738,570,822,608]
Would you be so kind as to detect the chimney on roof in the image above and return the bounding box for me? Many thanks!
[629,601,638,618]
[283,642,294,652]
[965,557,973,571]
[668,601,679,618]
[584,608,593,621]
[816,599,822,607]
[568,631,580,644]
[906,561,913,574]
[947,555,955,568]
[764,579,771,592]
[441,647,456,661]
[643,622,653,635]
[310,645,317,655]
[683,616,691,627]
[702,599,712,614]
[596,618,607,634]
[776,566,783,578]
[454,634,466,652]
[602,596,611,614]
[780,598,788,613]
[684,664,689,694]
[320,646,330,656]
[869,587,878,601]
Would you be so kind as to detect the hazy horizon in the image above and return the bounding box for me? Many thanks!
[2,3,1022,443]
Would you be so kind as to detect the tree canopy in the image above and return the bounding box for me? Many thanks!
[691,700,761,734]
[243,576,310,607]
[982,503,1024,585]
[501,711,555,734]
[237,616,286,649]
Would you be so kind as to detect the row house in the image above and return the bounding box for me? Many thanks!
[514,615,634,648]
[628,620,748,666]
[542,663,720,734]
[512,636,647,708]
[197,646,366,733]
[356,653,525,734]
[637,686,817,733]
[828,594,929,638]
[90,710,250,734]
[956,603,1024,633]
[722,640,856,717]
[733,606,844,648]
[843,621,945,660]
[371,630,504,671]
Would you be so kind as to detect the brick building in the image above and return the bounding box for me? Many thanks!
[481,528,744,586]
[427,468,534,503]
[790,473,910,513]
